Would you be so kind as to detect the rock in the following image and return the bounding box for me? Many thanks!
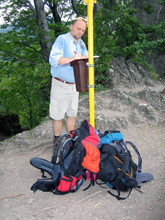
[137,87,164,110]
[1,61,164,147]
[132,0,165,77]
[104,57,152,88]
[2,80,164,148]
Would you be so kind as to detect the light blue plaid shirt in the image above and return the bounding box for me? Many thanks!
[49,32,88,83]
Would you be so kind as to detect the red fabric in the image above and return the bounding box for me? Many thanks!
[87,121,100,145]
[57,175,82,192]
[86,170,96,181]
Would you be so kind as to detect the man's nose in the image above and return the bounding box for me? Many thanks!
[80,30,84,35]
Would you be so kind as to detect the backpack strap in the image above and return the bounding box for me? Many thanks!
[106,141,135,200]
[107,177,139,200]
[117,141,130,174]
[124,141,142,173]
[52,133,71,164]
[107,184,132,200]
[83,171,95,191]
[59,135,84,179]
[59,136,76,174]
[107,141,130,175]
[104,130,121,134]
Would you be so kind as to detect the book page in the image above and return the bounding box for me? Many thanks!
[59,56,99,66]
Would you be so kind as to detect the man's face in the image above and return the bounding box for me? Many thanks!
[70,20,87,42]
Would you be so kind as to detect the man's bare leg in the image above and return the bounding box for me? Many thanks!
[66,116,76,133]
[53,119,62,136]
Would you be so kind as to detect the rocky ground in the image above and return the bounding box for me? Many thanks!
[0,71,165,219]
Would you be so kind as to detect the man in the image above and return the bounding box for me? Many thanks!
[49,17,88,153]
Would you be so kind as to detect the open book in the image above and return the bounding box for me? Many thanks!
[60,55,99,66]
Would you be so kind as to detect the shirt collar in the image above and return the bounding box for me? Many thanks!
[68,32,81,44]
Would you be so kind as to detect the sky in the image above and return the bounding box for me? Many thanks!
[0,0,35,25]
[0,9,4,25]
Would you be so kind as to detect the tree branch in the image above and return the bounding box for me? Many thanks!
[17,0,36,16]
[156,5,163,24]
[21,43,40,53]
[47,0,61,23]
[71,0,81,16]
[6,52,47,68]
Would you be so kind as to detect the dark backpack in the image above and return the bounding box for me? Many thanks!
[30,120,100,194]
[96,130,143,200]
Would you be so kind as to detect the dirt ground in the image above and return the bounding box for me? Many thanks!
[0,122,165,220]
[1,79,165,220]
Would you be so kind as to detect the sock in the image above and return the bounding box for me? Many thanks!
[54,135,60,139]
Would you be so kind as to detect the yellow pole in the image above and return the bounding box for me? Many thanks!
[84,0,96,128]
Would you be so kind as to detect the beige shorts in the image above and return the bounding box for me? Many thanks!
[49,77,79,120]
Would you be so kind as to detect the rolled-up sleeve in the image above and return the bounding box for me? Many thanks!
[49,37,63,67]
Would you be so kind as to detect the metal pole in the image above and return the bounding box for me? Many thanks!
[84,0,96,128]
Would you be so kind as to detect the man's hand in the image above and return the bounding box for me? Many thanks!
[73,53,87,59]
[58,54,87,65]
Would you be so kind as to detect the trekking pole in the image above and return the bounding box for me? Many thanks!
[84,0,96,128]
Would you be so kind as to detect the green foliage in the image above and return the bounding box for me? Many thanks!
[144,4,155,14]
[49,22,69,41]
[160,0,165,4]
[93,0,165,85]
[126,100,132,105]
[162,77,165,82]
[0,0,72,130]
[0,0,164,132]
[0,55,50,130]
[94,1,146,59]
[148,70,159,80]
[95,84,109,92]
[0,24,50,130]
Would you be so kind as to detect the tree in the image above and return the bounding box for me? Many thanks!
[33,0,52,62]
[0,0,87,61]
[93,0,165,84]
[0,0,89,129]
[0,27,51,129]
[0,0,164,130]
